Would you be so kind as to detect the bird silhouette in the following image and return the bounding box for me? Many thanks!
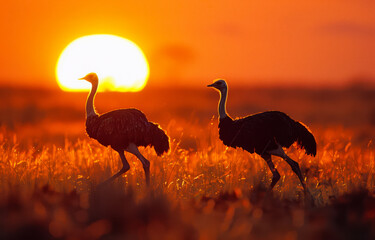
[208,79,316,193]
[79,73,169,185]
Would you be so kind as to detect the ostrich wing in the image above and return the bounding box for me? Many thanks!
[221,111,296,154]
[87,108,152,149]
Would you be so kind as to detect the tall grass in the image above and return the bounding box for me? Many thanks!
[0,118,375,239]
[1,119,374,203]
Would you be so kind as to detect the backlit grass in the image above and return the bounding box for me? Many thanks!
[1,86,375,239]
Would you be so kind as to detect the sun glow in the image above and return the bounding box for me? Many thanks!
[56,34,149,92]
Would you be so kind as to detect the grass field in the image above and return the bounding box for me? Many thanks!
[0,85,375,239]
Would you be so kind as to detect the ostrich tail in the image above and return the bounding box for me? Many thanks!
[295,121,317,156]
[149,123,170,156]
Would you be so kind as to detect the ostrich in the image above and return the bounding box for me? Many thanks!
[208,79,316,193]
[79,72,169,185]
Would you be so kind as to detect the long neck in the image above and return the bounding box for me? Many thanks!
[86,82,98,118]
[218,88,228,119]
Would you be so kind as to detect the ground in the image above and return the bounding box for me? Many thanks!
[0,84,374,239]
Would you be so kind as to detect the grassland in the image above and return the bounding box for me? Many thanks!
[0,85,374,239]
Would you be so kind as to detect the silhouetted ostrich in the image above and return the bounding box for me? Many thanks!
[208,79,316,193]
[79,73,169,185]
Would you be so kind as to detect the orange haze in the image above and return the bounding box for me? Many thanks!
[0,0,374,88]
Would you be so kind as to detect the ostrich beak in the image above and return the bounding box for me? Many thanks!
[78,76,86,80]
[207,83,215,88]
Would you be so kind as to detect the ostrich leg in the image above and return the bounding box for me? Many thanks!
[284,156,307,191]
[126,143,151,186]
[261,153,281,190]
[102,151,130,184]
[269,145,309,192]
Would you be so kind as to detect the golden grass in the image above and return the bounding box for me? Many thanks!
[1,86,375,239]
[0,119,374,239]
[1,120,373,201]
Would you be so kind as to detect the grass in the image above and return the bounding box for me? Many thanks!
[1,120,374,198]
[0,120,374,239]
[0,86,375,239]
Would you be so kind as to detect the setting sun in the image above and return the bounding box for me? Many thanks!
[56,34,149,92]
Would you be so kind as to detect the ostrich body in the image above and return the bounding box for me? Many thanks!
[80,73,169,185]
[208,79,316,192]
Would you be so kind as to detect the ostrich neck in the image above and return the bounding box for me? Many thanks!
[218,88,228,119]
[86,82,98,118]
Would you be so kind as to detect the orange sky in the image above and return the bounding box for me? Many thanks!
[1,0,374,88]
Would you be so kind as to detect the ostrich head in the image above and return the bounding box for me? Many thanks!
[79,72,99,85]
[207,79,227,92]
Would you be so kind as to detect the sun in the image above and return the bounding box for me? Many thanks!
[56,34,149,92]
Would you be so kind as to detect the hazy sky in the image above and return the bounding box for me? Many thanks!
[1,0,374,88]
